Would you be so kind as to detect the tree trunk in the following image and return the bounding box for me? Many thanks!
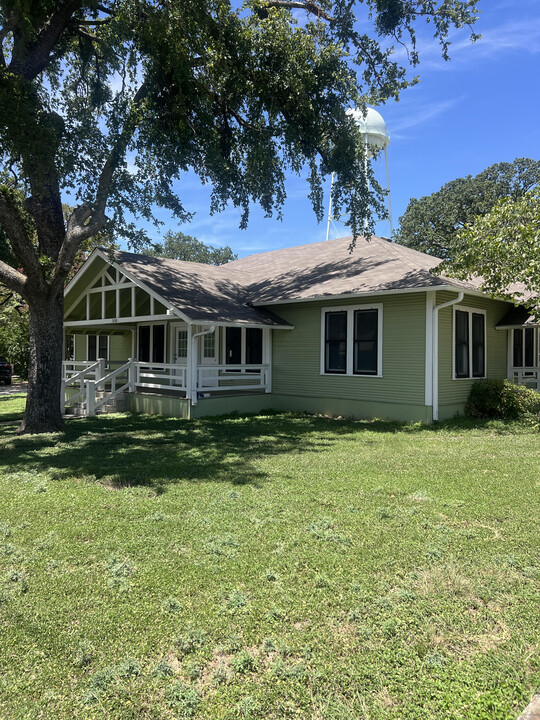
[18,290,64,434]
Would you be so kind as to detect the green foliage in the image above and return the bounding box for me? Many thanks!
[395,158,540,259]
[465,379,540,420]
[440,188,540,305]
[145,231,237,265]
[0,292,28,377]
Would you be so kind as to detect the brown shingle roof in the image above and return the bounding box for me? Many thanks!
[226,235,482,304]
[111,236,534,324]
[114,250,291,327]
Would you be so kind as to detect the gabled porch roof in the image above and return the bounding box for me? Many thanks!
[64,249,292,329]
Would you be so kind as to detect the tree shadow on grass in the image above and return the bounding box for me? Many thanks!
[0,411,362,491]
[0,410,527,493]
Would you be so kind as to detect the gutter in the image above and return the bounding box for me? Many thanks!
[432,292,464,422]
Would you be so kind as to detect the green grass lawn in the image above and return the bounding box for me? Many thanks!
[0,404,538,719]
[0,393,26,423]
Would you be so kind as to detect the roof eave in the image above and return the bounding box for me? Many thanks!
[250,283,493,306]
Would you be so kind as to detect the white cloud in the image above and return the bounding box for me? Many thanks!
[388,96,464,137]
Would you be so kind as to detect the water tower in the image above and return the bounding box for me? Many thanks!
[326,106,392,240]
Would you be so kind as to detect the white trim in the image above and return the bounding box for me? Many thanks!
[136,322,167,363]
[222,326,265,367]
[452,305,487,380]
[432,291,464,422]
[425,291,435,406]
[64,248,104,294]
[320,303,383,378]
[86,333,109,362]
[510,326,538,370]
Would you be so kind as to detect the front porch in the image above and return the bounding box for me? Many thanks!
[62,355,272,417]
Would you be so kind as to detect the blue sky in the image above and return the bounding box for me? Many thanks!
[136,0,540,259]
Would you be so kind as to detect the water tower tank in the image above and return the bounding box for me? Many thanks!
[347,107,389,156]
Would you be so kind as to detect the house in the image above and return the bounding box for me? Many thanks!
[62,235,539,422]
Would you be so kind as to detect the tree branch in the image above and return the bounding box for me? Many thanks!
[0,259,26,296]
[262,0,335,21]
[0,190,46,289]
[9,0,83,80]
[95,80,150,215]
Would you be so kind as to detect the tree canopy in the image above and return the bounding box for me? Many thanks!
[145,232,237,265]
[439,188,540,309]
[0,0,480,432]
[395,158,540,259]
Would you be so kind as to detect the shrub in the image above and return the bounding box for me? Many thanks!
[465,379,540,420]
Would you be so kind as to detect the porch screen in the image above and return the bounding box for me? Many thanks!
[138,326,150,362]
[353,309,378,375]
[513,328,535,367]
[88,334,108,361]
[325,311,347,373]
[226,327,242,364]
[152,325,165,363]
[246,328,263,364]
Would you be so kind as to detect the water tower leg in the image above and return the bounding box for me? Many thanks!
[326,172,334,242]
[385,148,393,237]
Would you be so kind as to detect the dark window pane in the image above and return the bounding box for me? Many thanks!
[138,326,150,363]
[325,312,347,373]
[246,328,262,364]
[455,310,469,378]
[525,328,534,367]
[353,309,378,375]
[98,335,108,360]
[471,313,485,377]
[226,327,242,365]
[88,334,97,361]
[152,325,165,363]
[513,329,523,367]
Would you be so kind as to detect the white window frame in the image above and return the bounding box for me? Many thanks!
[511,327,537,368]
[137,322,167,364]
[87,333,109,361]
[452,305,487,380]
[222,326,264,366]
[320,304,383,377]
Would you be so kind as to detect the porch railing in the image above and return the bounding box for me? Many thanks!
[196,364,269,393]
[511,367,540,391]
[62,359,270,416]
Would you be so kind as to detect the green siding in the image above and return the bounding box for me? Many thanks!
[110,333,133,361]
[437,292,510,415]
[271,293,427,417]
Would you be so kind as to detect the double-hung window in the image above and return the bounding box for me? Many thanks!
[321,305,382,376]
[512,328,536,368]
[454,308,486,379]
[88,334,108,361]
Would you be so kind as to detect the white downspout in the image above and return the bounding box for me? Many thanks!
[432,292,464,422]
[190,325,215,405]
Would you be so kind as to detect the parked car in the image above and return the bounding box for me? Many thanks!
[0,357,12,385]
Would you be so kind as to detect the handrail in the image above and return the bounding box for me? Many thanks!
[63,360,101,386]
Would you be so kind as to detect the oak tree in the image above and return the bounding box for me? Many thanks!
[145,231,237,265]
[0,0,479,433]
[440,188,540,309]
[395,158,540,259]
